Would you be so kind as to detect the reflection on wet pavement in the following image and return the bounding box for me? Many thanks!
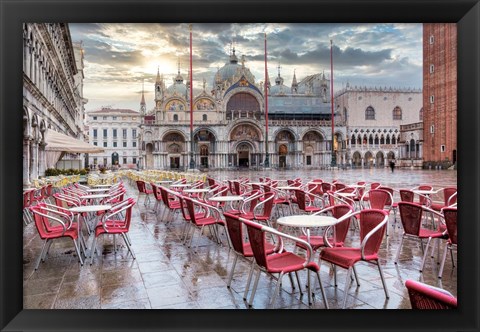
[23,169,457,309]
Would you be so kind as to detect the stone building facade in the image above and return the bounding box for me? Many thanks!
[23,23,86,186]
[139,50,348,170]
[86,108,141,168]
[334,85,423,168]
[422,23,457,169]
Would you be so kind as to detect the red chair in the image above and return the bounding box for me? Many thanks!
[394,202,446,272]
[242,192,275,226]
[135,180,153,206]
[438,207,457,278]
[89,198,136,264]
[30,203,83,269]
[405,279,457,309]
[431,187,457,211]
[295,204,354,253]
[294,189,322,214]
[223,213,276,296]
[319,209,389,308]
[242,217,329,309]
[23,189,35,225]
[159,186,183,224]
[399,189,415,202]
[183,197,226,250]
[150,182,163,212]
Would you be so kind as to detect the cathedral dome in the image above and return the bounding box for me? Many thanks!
[269,72,289,95]
[213,48,255,87]
[166,71,187,97]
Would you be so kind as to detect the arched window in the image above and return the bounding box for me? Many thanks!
[227,92,259,112]
[365,106,375,120]
[386,136,391,144]
[368,135,373,145]
[380,135,385,144]
[392,135,397,144]
[202,114,207,121]
[393,106,402,120]
[374,136,379,145]
[419,108,424,121]
[173,114,178,122]
[351,134,355,145]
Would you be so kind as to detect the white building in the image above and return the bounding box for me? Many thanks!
[86,108,141,168]
[335,84,423,167]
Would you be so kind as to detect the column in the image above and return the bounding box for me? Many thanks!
[23,137,31,187]
[38,141,47,177]
[30,139,39,181]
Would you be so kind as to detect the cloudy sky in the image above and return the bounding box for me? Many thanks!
[69,23,423,112]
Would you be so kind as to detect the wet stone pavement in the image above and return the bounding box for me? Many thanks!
[23,168,457,309]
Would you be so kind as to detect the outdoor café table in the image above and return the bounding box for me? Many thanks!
[413,189,438,196]
[277,215,339,243]
[80,193,110,203]
[170,183,191,188]
[248,182,265,186]
[183,188,210,199]
[308,181,323,185]
[336,192,356,198]
[277,214,339,297]
[277,186,301,190]
[86,188,110,193]
[209,195,244,211]
[94,184,112,188]
[69,204,112,257]
[156,180,173,185]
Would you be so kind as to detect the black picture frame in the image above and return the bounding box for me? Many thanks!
[1,0,479,331]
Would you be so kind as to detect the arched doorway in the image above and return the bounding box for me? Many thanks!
[352,151,362,167]
[229,124,261,167]
[163,132,185,169]
[194,129,216,169]
[364,151,374,167]
[237,142,251,167]
[275,130,295,168]
[387,151,395,162]
[375,151,385,167]
[111,152,119,166]
[200,145,209,168]
[278,144,288,168]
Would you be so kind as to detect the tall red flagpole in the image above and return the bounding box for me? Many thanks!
[264,33,270,168]
[330,39,336,166]
[189,24,195,169]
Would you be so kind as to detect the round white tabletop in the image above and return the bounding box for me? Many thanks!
[277,215,339,228]
[94,184,112,188]
[336,192,356,197]
[413,189,437,195]
[348,184,366,188]
[184,188,209,193]
[156,180,173,184]
[69,205,112,213]
[80,194,110,199]
[277,186,301,190]
[209,195,244,202]
[248,182,265,186]
[308,181,323,185]
[87,188,110,193]
[170,183,190,188]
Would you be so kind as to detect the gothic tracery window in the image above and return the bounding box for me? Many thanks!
[393,106,402,120]
[365,106,375,120]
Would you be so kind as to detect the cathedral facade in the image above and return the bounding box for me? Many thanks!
[138,49,348,170]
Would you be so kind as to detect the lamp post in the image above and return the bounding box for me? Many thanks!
[330,39,337,167]
[264,33,270,168]
[189,24,195,170]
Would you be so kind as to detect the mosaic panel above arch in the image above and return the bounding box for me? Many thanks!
[230,124,260,141]
[194,98,215,111]
[163,132,185,142]
[275,130,295,142]
[165,99,186,112]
